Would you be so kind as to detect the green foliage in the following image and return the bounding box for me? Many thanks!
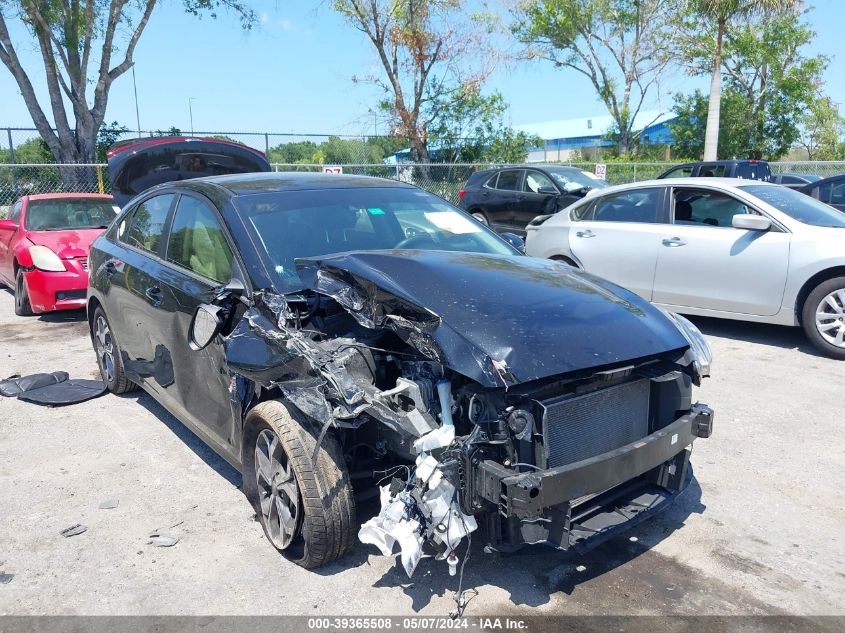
[513,0,673,154]
[428,87,541,162]
[0,137,55,163]
[153,127,183,137]
[797,96,845,160]
[672,7,827,160]
[268,136,409,165]
[97,121,130,162]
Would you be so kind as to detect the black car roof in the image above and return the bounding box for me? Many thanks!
[178,172,416,197]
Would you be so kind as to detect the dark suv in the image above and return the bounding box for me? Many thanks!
[458,165,607,234]
[658,160,771,181]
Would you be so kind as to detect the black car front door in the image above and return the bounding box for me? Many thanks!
[155,192,244,463]
[514,170,560,231]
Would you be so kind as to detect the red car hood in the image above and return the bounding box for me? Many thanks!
[26,229,106,259]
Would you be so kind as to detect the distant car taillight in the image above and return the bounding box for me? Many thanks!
[458,189,466,200]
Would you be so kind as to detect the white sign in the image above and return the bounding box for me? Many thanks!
[322,165,343,174]
[594,163,607,179]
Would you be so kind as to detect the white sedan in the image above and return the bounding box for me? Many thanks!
[524,177,845,359]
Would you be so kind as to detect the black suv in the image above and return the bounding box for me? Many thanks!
[458,165,607,234]
[658,160,771,181]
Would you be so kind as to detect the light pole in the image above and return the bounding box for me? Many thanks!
[132,66,141,137]
[188,97,197,136]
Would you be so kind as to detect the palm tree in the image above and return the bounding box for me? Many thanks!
[693,0,799,160]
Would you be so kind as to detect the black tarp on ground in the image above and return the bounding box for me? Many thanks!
[0,373,106,406]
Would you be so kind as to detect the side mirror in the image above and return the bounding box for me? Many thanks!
[189,304,224,351]
[732,214,771,231]
[0,219,18,231]
[500,232,526,253]
[537,186,558,195]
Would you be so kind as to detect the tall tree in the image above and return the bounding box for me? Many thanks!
[0,0,254,179]
[797,96,844,161]
[682,0,797,161]
[679,3,824,159]
[333,0,498,163]
[513,0,674,155]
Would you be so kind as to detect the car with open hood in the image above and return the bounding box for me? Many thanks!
[0,193,118,315]
[87,167,713,577]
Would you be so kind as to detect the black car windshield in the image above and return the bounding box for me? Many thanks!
[545,167,608,192]
[235,186,518,291]
[738,185,845,228]
[25,198,118,231]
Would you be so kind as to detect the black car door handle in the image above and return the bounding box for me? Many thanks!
[145,286,163,305]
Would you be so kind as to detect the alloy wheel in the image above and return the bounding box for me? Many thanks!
[254,428,301,549]
[94,315,116,383]
[814,289,845,348]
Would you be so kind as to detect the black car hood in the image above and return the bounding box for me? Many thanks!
[296,251,689,388]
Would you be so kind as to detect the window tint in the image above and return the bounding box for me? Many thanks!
[737,162,770,180]
[495,170,523,191]
[830,181,845,206]
[166,196,234,283]
[699,165,726,178]
[663,166,693,178]
[673,189,752,227]
[523,171,555,193]
[779,175,801,185]
[815,183,831,202]
[591,188,662,223]
[124,194,174,254]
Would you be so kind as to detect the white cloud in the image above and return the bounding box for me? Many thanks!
[260,12,269,25]
[279,19,293,31]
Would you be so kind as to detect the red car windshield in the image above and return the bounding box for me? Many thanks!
[25,198,117,231]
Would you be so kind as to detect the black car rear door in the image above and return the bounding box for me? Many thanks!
[488,169,524,230]
[155,192,243,462]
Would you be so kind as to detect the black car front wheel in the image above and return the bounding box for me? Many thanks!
[243,400,356,569]
[14,268,33,316]
[91,306,135,393]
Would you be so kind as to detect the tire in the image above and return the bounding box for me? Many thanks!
[470,210,489,226]
[550,255,579,268]
[14,268,33,316]
[243,400,356,569]
[90,306,135,393]
[801,276,845,360]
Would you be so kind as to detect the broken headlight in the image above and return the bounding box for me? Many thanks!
[661,310,712,380]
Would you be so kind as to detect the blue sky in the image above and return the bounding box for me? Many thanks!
[1,1,843,135]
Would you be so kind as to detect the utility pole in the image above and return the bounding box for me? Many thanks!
[188,98,196,136]
[132,66,142,137]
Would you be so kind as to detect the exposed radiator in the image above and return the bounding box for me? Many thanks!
[542,379,651,469]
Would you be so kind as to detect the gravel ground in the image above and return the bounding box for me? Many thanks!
[0,287,843,617]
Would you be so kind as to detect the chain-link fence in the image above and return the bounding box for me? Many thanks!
[3,160,845,215]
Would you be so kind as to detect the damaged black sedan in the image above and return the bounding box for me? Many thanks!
[87,172,713,574]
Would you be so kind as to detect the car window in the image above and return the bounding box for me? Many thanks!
[830,181,845,206]
[24,198,117,231]
[166,195,234,283]
[484,173,499,188]
[123,194,174,254]
[738,184,845,228]
[737,162,770,180]
[663,166,693,179]
[9,200,22,223]
[523,171,555,193]
[815,183,831,202]
[699,165,726,178]
[590,188,662,223]
[779,175,801,185]
[673,189,753,227]
[235,187,516,291]
[495,170,523,191]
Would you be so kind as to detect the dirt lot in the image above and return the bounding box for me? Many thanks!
[0,287,843,617]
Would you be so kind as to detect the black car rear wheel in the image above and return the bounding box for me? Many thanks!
[91,306,135,393]
[243,400,356,569]
[14,268,34,316]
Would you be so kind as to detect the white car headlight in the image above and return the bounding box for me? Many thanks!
[661,310,712,379]
[28,245,66,272]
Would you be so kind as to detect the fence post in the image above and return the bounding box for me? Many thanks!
[6,128,17,192]
[633,163,637,181]
[264,133,270,155]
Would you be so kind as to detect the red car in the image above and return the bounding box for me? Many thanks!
[0,193,117,315]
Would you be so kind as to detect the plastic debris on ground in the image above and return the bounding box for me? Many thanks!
[147,532,179,547]
[59,524,88,538]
